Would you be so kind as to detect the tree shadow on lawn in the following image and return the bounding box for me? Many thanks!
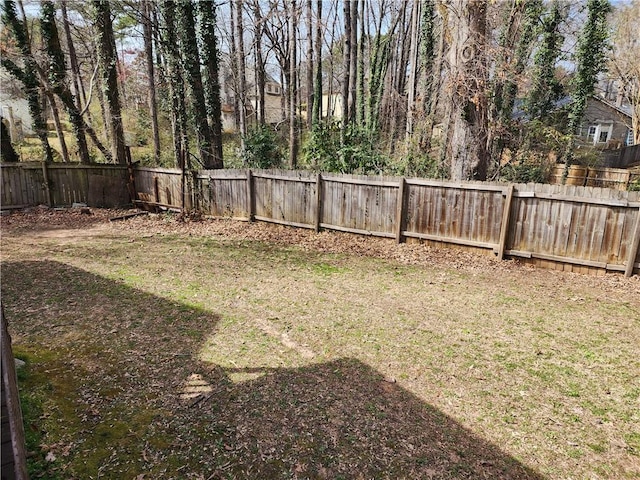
[2,260,544,479]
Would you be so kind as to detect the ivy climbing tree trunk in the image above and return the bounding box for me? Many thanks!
[93,0,127,164]
[42,0,91,164]
[1,0,54,163]
[177,0,216,169]
[161,0,189,169]
[562,0,612,180]
[197,0,224,168]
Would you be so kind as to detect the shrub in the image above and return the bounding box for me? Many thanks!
[241,124,283,169]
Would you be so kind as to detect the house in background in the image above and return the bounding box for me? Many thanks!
[575,96,634,149]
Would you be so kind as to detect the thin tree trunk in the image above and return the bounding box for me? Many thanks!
[142,0,161,164]
[253,0,266,125]
[356,0,365,124]
[342,0,351,126]
[312,0,322,124]
[289,0,298,168]
[348,0,358,123]
[306,0,313,129]
[406,0,421,139]
[46,93,70,162]
[235,0,248,142]
[229,1,240,132]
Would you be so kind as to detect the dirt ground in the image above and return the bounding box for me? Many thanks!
[1,207,639,479]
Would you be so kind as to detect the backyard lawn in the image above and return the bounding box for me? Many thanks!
[1,209,639,479]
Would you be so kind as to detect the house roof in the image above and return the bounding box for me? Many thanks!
[512,95,632,121]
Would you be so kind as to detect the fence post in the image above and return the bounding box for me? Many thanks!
[625,206,640,277]
[246,169,254,222]
[41,161,53,207]
[315,173,323,233]
[497,184,515,260]
[395,177,406,244]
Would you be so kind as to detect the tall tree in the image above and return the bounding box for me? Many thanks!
[197,0,224,168]
[524,0,565,121]
[161,0,189,168]
[342,0,351,126]
[93,0,127,164]
[1,0,54,163]
[41,0,91,164]
[311,0,322,125]
[141,0,161,164]
[234,0,248,143]
[444,0,489,181]
[563,0,612,175]
[289,0,298,168]
[177,0,217,169]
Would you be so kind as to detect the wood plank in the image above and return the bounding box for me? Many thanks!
[246,170,254,221]
[255,215,315,230]
[497,185,514,260]
[402,230,496,249]
[625,207,640,277]
[1,305,28,480]
[320,222,396,238]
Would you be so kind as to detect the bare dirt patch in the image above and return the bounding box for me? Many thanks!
[1,208,639,479]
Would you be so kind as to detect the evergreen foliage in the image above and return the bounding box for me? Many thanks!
[525,0,565,121]
[241,124,283,169]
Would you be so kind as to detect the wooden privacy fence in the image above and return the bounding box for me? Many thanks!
[2,163,639,277]
[1,162,130,208]
[183,168,639,277]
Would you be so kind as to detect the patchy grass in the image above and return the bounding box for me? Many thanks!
[1,210,639,479]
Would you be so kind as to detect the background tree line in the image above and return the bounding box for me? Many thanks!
[1,0,637,182]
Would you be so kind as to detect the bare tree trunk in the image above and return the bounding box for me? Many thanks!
[446,0,489,181]
[229,1,240,132]
[356,0,365,124]
[342,0,351,126]
[348,0,358,123]
[253,0,266,125]
[46,93,70,162]
[235,0,248,142]
[142,0,161,164]
[305,0,313,128]
[289,0,298,168]
[312,0,322,124]
[406,0,421,139]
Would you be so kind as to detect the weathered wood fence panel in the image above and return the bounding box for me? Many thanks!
[1,163,46,207]
[133,167,186,210]
[197,169,249,219]
[1,163,129,208]
[252,170,318,228]
[321,174,398,237]
[403,180,507,249]
[506,184,640,273]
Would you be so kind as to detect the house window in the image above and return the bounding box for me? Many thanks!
[586,124,612,145]
[627,129,634,146]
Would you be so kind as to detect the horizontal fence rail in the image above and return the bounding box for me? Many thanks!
[2,163,639,276]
